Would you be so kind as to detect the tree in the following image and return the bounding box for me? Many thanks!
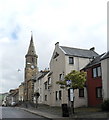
[56,70,86,114]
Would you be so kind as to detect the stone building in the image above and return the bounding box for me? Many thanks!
[24,34,38,102]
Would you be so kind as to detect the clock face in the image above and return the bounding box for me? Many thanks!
[31,65,34,69]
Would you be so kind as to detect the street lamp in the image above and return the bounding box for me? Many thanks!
[66,80,74,114]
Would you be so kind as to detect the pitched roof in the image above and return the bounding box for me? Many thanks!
[101,51,109,60]
[60,46,99,58]
[26,33,37,57]
[33,71,49,81]
[83,53,105,69]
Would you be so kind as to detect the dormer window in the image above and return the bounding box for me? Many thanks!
[69,57,74,64]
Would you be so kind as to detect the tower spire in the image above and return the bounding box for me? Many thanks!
[26,32,36,56]
[31,31,33,42]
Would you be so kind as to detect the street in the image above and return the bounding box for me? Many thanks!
[2,107,50,120]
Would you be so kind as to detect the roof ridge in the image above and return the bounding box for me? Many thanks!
[60,46,92,51]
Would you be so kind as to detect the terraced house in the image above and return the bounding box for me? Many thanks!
[6,34,108,108]
[38,42,99,107]
[83,54,105,106]
[101,51,109,101]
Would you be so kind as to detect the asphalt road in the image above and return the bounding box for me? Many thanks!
[1,107,50,120]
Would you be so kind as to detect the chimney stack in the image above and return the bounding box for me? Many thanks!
[90,47,95,51]
[55,42,59,46]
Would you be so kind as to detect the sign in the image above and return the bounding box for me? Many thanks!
[70,88,74,101]
[66,80,71,86]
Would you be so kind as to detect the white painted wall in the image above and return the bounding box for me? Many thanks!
[49,43,88,107]
[101,58,109,100]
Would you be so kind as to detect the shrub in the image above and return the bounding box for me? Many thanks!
[101,99,109,111]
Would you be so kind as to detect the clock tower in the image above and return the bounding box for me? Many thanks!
[25,33,38,81]
[24,33,38,101]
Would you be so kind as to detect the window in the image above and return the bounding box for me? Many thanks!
[59,91,62,100]
[97,67,101,77]
[93,68,97,78]
[44,82,47,90]
[79,88,84,97]
[55,91,58,100]
[96,87,102,98]
[59,74,63,80]
[48,77,51,85]
[32,58,34,62]
[92,66,101,78]
[45,95,47,101]
[69,57,74,64]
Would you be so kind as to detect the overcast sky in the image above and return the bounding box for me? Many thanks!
[0,0,107,93]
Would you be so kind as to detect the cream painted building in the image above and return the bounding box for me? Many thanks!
[48,42,98,107]
[101,51,109,100]
[33,71,49,104]
[19,82,24,101]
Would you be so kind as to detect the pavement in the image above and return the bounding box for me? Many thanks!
[18,104,109,120]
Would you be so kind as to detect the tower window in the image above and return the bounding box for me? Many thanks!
[32,58,34,62]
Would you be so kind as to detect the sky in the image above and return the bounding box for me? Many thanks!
[0,0,107,93]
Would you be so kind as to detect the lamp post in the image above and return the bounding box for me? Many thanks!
[66,80,74,114]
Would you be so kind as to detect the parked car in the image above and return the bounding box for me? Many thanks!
[11,102,16,106]
[2,101,7,107]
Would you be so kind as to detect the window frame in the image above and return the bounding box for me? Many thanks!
[44,82,47,90]
[59,74,63,81]
[45,95,47,101]
[92,66,101,78]
[96,87,102,98]
[59,90,62,100]
[69,57,74,64]
[55,91,58,100]
[48,77,51,85]
[79,88,84,97]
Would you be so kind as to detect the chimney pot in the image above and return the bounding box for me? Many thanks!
[90,47,95,51]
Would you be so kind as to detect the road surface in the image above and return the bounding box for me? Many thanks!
[2,107,49,120]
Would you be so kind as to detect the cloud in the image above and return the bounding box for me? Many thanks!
[0,0,107,93]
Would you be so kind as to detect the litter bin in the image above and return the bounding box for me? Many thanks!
[61,104,69,117]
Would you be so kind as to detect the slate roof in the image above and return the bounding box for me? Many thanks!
[32,71,49,81]
[60,46,99,58]
[101,51,109,60]
[83,53,105,69]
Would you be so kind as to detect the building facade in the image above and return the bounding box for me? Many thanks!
[101,51,109,100]
[34,71,50,104]
[47,42,98,107]
[19,82,24,101]
[84,54,104,106]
